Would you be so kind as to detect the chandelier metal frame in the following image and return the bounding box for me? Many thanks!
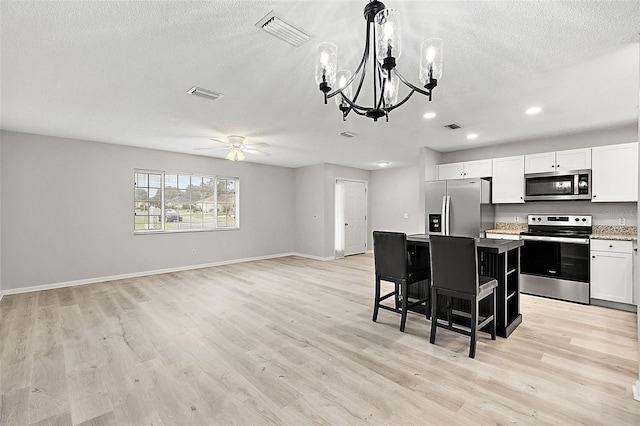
[316,0,442,122]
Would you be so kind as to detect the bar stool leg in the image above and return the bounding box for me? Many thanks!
[399,280,408,332]
[372,275,381,322]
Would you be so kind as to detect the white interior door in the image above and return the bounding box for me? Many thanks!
[343,180,367,256]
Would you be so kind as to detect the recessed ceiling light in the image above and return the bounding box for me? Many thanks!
[377,161,390,167]
[525,106,542,115]
[423,112,437,119]
[466,133,478,140]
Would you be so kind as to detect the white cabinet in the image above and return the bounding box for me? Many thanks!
[486,232,520,241]
[437,162,464,180]
[437,159,492,180]
[524,148,591,174]
[492,156,525,204]
[591,142,638,202]
[590,239,633,304]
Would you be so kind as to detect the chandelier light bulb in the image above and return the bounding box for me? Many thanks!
[316,1,442,122]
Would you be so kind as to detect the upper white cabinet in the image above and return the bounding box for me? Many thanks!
[524,148,591,174]
[591,142,638,202]
[492,156,525,204]
[437,159,492,180]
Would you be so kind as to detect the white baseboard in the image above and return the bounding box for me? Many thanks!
[0,252,315,297]
[291,252,335,261]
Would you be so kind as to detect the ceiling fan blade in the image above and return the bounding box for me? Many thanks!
[194,146,228,150]
[243,148,271,157]
[209,138,231,145]
[243,142,270,148]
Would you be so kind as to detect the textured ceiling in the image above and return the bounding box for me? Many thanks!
[1,1,639,169]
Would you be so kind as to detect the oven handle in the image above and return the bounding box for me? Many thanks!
[520,235,590,244]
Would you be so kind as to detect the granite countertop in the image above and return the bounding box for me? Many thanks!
[487,223,637,241]
[590,225,637,241]
[486,222,527,235]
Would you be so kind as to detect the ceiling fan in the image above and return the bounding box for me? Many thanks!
[195,135,271,161]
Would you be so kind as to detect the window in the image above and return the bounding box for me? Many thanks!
[134,170,239,233]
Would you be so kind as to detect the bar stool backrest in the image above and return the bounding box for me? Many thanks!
[373,231,408,280]
[429,235,479,295]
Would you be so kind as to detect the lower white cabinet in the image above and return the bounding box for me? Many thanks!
[590,240,633,304]
[486,232,520,240]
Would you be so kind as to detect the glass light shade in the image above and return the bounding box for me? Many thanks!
[383,73,399,106]
[419,38,443,84]
[315,42,338,86]
[226,148,245,161]
[334,70,353,107]
[375,9,402,62]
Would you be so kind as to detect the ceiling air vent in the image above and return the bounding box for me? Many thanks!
[255,11,311,47]
[444,123,461,130]
[187,87,223,101]
[339,131,357,138]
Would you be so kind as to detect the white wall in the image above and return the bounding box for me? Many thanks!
[370,165,422,235]
[419,147,442,233]
[293,164,325,258]
[440,124,637,164]
[0,131,295,291]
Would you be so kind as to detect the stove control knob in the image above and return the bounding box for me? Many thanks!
[581,218,587,222]
[537,217,542,221]
[575,218,580,222]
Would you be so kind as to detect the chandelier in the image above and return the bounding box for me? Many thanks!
[315,0,443,122]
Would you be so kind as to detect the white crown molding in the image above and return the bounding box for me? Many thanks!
[0,253,323,297]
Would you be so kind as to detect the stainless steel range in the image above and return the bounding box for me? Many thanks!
[520,214,592,304]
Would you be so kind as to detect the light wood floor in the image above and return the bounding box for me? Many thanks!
[1,254,639,425]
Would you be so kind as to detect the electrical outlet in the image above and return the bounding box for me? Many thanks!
[618,218,626,226]
[403,213,409,219]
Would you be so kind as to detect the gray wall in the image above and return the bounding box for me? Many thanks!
[370,165,422,235]
[0,132,2,292]
[293,164,325,258]
[324,164,371,257]
[437,125,638,227]
[440,124,637,164]
[1,131,295,291]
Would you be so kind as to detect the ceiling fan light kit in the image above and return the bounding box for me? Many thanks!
[315,0,443,122]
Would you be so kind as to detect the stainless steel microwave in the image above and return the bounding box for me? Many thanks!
[524,170,591,201]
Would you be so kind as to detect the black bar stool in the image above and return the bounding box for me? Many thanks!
[428,235,497,358]
[372,231,430,332]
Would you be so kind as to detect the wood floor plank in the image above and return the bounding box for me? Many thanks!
[1,254,639,424]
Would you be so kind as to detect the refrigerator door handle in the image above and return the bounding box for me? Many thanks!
[444,195,451,235]
[439,196,447,235]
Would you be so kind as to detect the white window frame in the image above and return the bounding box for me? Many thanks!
[134,169,240,234]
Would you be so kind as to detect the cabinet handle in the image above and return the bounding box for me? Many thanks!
[593,195,597,198]
[609,245,613,248]
[557,164,560,168]
[551,165,555,168]
[592,256,595,258]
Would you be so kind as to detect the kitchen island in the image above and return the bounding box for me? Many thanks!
[407,234,524,338]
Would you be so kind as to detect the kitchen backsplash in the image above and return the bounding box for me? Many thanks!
[494,201,637,227]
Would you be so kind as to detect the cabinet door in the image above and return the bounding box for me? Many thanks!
[591,251,633,304]
[437,162,464,180]
[524,152,556,174]
[463,159,492,178]
[556,148,591,171]
[492,156,525,203]
[486,233,520,241]
[592,143,638,202]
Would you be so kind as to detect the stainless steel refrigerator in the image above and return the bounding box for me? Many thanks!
[425,178,494,238]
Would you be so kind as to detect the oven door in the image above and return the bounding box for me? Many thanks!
[520,236,590,282]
